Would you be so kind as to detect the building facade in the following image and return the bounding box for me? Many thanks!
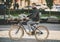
[0,0,60,9]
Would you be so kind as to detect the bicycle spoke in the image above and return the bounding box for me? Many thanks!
[35,26,49,40]
[9,24,24,40]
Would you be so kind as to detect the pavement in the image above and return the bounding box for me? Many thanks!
[0,23,60,42]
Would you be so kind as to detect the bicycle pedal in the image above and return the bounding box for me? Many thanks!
[31,32,35,35]
[40,32,43,34]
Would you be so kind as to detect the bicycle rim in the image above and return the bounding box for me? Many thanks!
[9,24,24,40]
[35,26,49,40]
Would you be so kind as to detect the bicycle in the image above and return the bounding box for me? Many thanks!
[9,15,49,40]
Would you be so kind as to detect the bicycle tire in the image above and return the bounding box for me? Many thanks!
[35,26,49,40]
[9,24,24,40]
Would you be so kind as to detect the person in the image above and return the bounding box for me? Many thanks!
[27,3,40,35]
[14,2,19,9]
[27,3,40,21]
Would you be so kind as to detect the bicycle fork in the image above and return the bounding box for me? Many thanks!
[34,26,43,35]
[15,27,21,34]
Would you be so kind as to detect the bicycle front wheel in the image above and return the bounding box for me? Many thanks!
[9,24,24,40]
[35,26,49,40]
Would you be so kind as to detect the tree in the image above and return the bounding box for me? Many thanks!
[25,0,30,13]
[6,0,12,8]
[27,0,30,6]
[46,0,53,16]
[2,0,4,2]
[25,0,30,6]
[6,0,13,18]
[20,0,23,6]
[27,0,30,13]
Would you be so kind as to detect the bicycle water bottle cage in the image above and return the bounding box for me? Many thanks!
[30,23,39,26]
[22,22,27,25]
[30,24,34,26]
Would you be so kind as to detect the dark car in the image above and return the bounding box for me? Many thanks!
[0,4,6,15]
[0,4,6,9]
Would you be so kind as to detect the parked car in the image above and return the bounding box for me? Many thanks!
[41,4,48,9]
[45,4,60,11]
[23,6,32,10]
[36,5,42,9]
[0,4,6,15]
[47,16,59,22]
[52,4,60,11]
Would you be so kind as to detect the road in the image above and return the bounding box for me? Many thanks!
[0,23,60,42]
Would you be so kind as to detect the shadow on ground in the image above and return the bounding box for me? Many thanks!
[0,37,60,42]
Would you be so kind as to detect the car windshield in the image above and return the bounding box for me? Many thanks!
[0,4,6,9]
[25,6,32,8]
[36,5,41,6]
[55,4,60,6]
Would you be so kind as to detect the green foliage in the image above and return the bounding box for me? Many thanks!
[46,0,53,9]
[12,14,19,16]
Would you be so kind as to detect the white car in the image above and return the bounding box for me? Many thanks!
[19,14,28,20]
[52,4,60,11]
[23,6,32,10]
[41,4,48,9]
[36,4,48,9]
[36,5,42,9]
[45,4,60,12]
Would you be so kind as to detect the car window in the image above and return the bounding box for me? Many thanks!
[25,6,31,8]
[0,4,6,9]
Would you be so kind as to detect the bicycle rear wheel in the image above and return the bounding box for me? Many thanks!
[9,24,24,40]
[35,26,49,40]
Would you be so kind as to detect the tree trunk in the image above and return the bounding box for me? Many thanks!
[27,0,30,14]
[49,9,51,17]
[20,0,22,6]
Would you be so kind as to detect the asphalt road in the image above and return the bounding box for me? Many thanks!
[0,23,60,42]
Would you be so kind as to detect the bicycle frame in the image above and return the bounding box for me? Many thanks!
[17,21,39,35]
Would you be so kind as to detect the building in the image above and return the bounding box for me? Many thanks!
[0,0,60,9]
